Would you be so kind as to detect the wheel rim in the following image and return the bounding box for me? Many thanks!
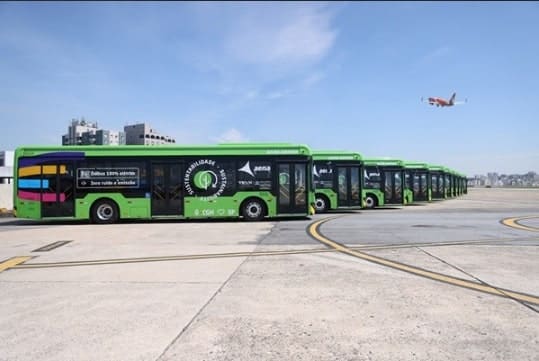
[245,202,262,218]
[315,198,326,211]
[96,204,114,221]
[366,197,374,208]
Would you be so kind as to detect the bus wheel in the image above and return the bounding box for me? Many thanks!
[91,199,119,224]
[314,195,329,213]
[241,198,266,221]
[365,195,376,209]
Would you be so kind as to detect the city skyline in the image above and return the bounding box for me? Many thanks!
[1,2,538,175]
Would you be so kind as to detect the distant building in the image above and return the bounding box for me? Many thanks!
[95,130,125,145]
[62,118,99,145]
[0,150,14,184]
[487,172,502,187]
[62,118,125,145]
[468,172,539,187]
[123,123,176,145]
[468,175,486,187]
[62,118,173,146]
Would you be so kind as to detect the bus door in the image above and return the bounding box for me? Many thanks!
[277,162,308,214]
[151,163,183,216]
[431,173,443,198]
[336,166,361,207]
[383,169,403,204]
[405,171,412,194]
[40,162,75,218]
[413,171,428,201]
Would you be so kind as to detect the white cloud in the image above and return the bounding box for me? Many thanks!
[172,4,338,104]
[302,72,325,88]
[245,90,259,100]
[266,90,289,100]
[420,46,450,64]
[212,128,250,143]
[224,5,337,66]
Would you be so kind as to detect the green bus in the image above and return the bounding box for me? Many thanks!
[428,165,450,199]
[363,158,408,208]
[458,172,468,195]
[450,170,466,197]
[13,144,315,223]
[456,171,467,196]
[403,161,432,202]
[448,169,459,198]
[312,151,363,212]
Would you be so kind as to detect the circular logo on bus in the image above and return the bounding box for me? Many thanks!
[184,159,227,200]
[193,170,216,190]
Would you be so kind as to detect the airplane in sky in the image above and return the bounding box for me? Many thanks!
[421,93,466,107]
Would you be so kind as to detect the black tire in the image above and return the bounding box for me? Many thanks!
[365,194,377,209]
[314,194,329,213]
[241,198,266,221]
[91,199,119,224]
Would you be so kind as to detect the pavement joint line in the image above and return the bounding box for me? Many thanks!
[500,215,539,232]
[416,246,539,314]
[0,256,33,273]
[308,215,539,306]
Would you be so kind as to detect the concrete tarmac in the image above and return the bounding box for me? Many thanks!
[0,188,538,361]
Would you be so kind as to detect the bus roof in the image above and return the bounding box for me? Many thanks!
[363,158,404,167]
[312,150,362,161]
[403,161,429,169]
[428,164,452,173]
[14,143,312,158]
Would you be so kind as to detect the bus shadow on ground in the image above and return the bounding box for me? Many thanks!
[0,218,90,227]
[363,206,403,210]
[325,210,363,214]
[0,216,312,227]
[121,216,312,224]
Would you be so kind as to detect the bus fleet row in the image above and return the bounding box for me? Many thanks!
[313,151,467,214]
[13,144,466,223]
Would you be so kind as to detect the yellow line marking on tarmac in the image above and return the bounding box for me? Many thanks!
[0,256,33,273]
[10,235,535,270]
[501,216,539,232]
[308,216,539,306]
[14,249,332,268]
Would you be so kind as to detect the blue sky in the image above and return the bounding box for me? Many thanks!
[1,1,538,175]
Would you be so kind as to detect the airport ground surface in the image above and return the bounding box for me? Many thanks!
[0,188,538,361]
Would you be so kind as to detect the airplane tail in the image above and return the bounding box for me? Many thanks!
[449,93,456,105]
